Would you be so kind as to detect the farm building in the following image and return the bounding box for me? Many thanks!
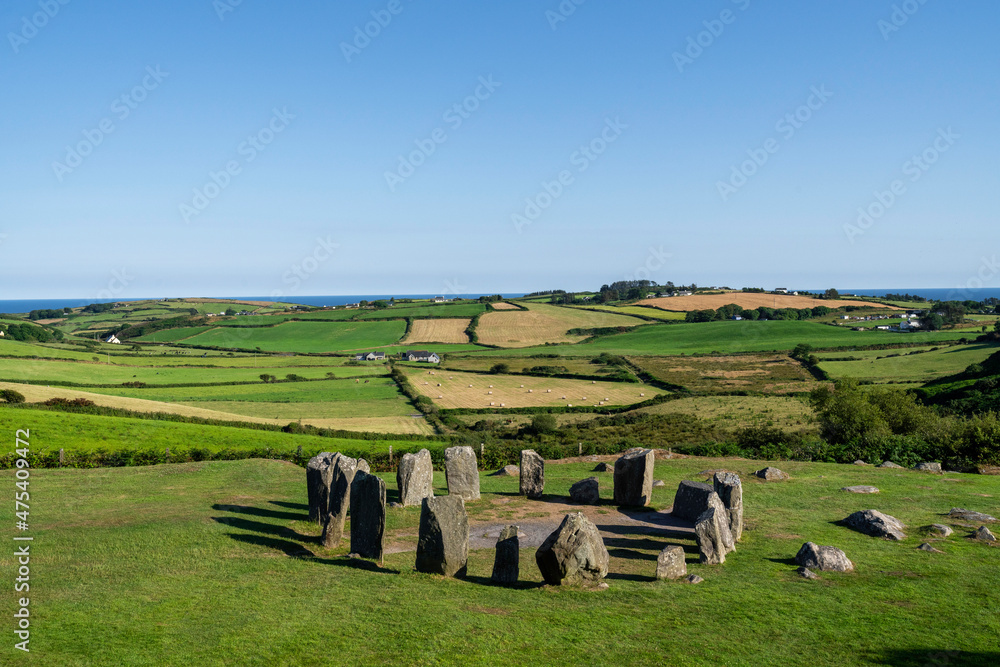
[354,351,386,361]
[403,350,440,363]
[106,334,122,344]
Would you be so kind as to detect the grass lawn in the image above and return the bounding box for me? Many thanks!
[1,456,997,665]
[176,321,407,352]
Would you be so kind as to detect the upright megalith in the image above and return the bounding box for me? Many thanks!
[321,455,367,548]
[397,449,434,507]
[444,446,480,501]
[713,472,743,542]
[570,477,600,504]
[613,448,654,506]
[306,452,337,523]
[491,525,520,585]
[694,506,735,565]
[656,545,687,580]
[672,480,716,522]
[349,470,386,560]
[415,495,469,577]
[520,449,545,499]
[535,513,609,585]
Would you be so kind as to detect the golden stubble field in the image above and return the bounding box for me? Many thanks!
[404,369,655,409]
[637,293,899,312]
[488,302,521,310]
[403,318,470,344]
[476,303,645,347]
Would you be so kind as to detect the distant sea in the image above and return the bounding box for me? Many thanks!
[0,294,526,315]
[828,288,1000,301]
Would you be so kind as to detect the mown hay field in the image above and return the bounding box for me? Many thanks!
[636,395,817,434]
[404,369,655,409]
[489,302,521,310]
[571,305,687,320]
[637,293,900,312]
[403,318,470,344]
[476,303,645,348]
[630,354,818,394]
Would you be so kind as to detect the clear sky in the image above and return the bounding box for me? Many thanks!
[1,0,998,300]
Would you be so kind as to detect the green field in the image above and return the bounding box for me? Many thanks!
[173,321,407,352]
[817,343,1000,384]
[2,456,997,665]
[569,305,688,320]
[355,302,488,319]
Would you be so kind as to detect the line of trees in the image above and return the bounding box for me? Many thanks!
[684,304,833,322]
[28,308,70,320]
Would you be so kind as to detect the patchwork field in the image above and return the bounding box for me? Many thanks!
[356,302,487,319]
[489,302,522,310]
[638,293,899,312]
[816,343,1000,384]
[571,305,688,320]
[403,318,470,344]
[173,320,407,352]
[441,354,633,379]
[476,303,645,348]
[631,354,818,394]
[636,395,817,434]
[405,369,656,409]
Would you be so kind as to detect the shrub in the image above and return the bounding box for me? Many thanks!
[0,389,26,404]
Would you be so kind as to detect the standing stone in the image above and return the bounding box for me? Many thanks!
[349,471,386,560]
[444,446,480,501]
[795,542,854,572]
[415,495,469,577]
[519,449,545,499]
[656,545,687,580]
[713,472,743,542]
[672,480,715,522]
[396,448,434,507]
[491,525,519,585]
[570,477,600,504]
[844,509,906,541]
[306,452,336,523]
[694,507,733,565]
[613,448,654,506]
[535,513,609,585]
[321,455,365,548]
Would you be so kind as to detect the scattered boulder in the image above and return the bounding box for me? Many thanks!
[306,452,336,523]
[755,466,788,481]
[949,508,996,523]
[444,446,480,501]
[592,461,613,472]
[844,509,906,541]
[656,545,687,580]
[396,448,434,508]
[842,485,880,494]
[853,460,868,466]
[349,470,386,560]
[613,448,654,506]
[918,543,944,553]
[535,513,609,585]
[795,542,854,572]
[878,461,904,469]
[797,566,819,580]
[686,574,704,584]
[713,472,743,542]
[415,495,469,577]
[652,479,666,488]
[974,526,997,542]
[926,524,953,537]
[490,465,519,477]
[569,477,600,505]
[321,454,366,548]
[694,507,735,565]
[519,449,545,499]
[978,465,1000,476]
[491,525,519,585]
[914,462,942,473]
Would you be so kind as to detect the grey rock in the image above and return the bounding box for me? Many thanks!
[348,471,386,560]
[974,526,997,542]
[569,477,600,504]
[694,506,735,565]
[490,464,519,477]
[842,485,880,494]
[949,508,997,523]
[797,566,819,579]
[755,466,789,481]
[519,449,545,499]
[388,502,403,509]
[853,460,868,466]
[795,542,854,572]
[613,448,654,506]
[415,495,469,577]
[321,454,365,548]
[444,446,480,501]
[914,461,942,473]
[396,448,434,507]
[844,509,906,541]
[918,543,944,553]
[878,461,904,468]
[656,545,687,580]
[491,525,519,585]
[652,479,666,488]
[713,472,743,542]
[926,523,953,537]
[535,512,609,585]
[592,461,613,472]
[306,452,336,523]
[672,480,715,522]
[686,574,704,584]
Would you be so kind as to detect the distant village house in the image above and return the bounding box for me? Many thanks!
[403,350,440,363]
[354,351,386,361]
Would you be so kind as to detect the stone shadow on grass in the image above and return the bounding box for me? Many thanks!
[227,532,315,558]
[766,557,799,567]
[213,503,307,522]
[876,649,1000,666]
[212,516,315,542]
[269,500,309,512]
[605,570,656,583]
[461,574,546,590]
[312,556,400,575]
[603,538,666,558]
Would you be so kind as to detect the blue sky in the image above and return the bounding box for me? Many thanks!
[1,0,998,300]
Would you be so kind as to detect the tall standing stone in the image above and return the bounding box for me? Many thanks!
[306,452,336,523]
[713,472,743,542]
[397,448,434,507]
[535,513,609,584]
[349,470,386,560]
[695,506,734,565]
[656,545,687,580]
[613,448,654,506]
[321,455,366,548]
[672,480,716,522]
[519,449,545,499]
[415,495,469,577]
[444,446,480,501]
[492,525,519,585]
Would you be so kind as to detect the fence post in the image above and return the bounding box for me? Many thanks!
[389,445,393,465]
[480,443,484,459]
[59,448,64,467]
[578,442,582,456]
